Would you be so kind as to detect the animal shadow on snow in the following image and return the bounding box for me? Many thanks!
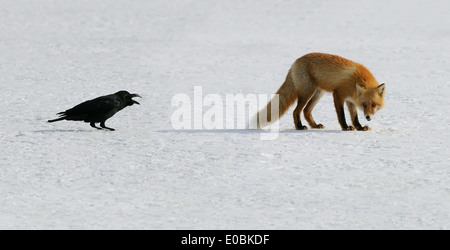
[158,129,344,134]
[32,129,98,133]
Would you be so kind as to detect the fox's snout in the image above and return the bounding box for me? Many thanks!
[366,115,372,121]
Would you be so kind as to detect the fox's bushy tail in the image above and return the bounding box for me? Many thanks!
[252,71,298,129]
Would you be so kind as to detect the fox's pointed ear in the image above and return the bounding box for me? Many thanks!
[356,83,365,96]
[377,83,385,97]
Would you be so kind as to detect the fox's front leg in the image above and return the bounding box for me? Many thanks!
[346,102,370,131]
[333,92,354,131]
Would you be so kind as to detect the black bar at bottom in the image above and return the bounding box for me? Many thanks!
[145,230,330,248]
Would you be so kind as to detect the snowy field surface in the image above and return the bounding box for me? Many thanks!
[1,0,450,229]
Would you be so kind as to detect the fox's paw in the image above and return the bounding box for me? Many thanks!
[357,126,371,131]
[343,125,356,131]
[296,125,308,130]
[312,124,325,129]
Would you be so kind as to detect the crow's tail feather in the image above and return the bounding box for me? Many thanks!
[48,117,66,123]
[48,112,67,122]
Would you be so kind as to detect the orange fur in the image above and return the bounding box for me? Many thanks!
[257,52,385,131]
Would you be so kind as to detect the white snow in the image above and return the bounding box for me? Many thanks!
[1,0,450,229]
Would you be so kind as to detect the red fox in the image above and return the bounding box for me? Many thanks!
[257,52,385,131]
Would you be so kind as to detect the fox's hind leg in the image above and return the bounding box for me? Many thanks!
[293,88,316,130]
[304,90,325,129]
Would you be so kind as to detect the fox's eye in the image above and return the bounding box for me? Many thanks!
[372,103,376,107]
[363,103,367,108]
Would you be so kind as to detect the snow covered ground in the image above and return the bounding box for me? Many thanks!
[1,0,449,229]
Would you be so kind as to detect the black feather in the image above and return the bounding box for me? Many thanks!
[48,90,141,131]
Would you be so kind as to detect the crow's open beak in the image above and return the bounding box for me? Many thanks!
[131,94,142,105]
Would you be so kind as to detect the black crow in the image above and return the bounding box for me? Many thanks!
[48,90,142,131]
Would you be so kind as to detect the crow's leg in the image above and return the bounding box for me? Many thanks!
[90,122,103,130]
[100,121,115,131]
